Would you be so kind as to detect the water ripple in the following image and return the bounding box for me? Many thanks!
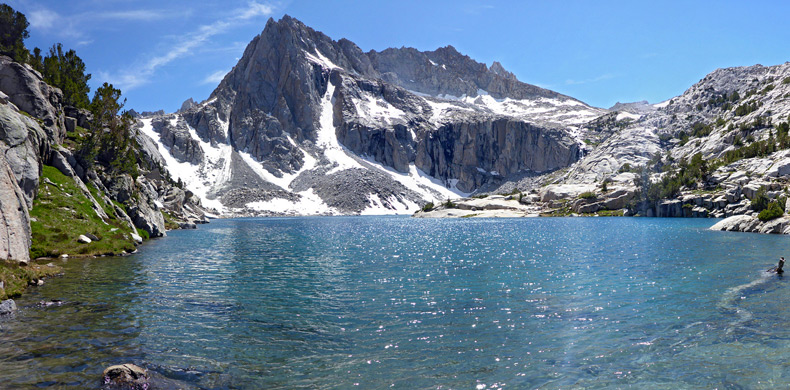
[3,217,790,388]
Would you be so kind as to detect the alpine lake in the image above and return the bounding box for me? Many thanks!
[2,216,790,389]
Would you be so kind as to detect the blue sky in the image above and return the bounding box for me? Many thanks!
[8,1,790,112]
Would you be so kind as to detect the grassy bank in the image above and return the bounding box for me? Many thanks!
[0,260,63,300]
[29,165,137,259]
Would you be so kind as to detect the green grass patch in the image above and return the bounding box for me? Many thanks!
[161,211,179,230]
[136,228,149,241]
[597,209,625,217]
[63,125,90,150]
[0,260,63,300]
[30,165,137,259]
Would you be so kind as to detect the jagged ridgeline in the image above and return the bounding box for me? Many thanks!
[140,15,605,216]
[0,4,209,288]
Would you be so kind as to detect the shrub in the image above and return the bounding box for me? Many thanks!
[421,202,434,212]
[758,201,784,221]
[760,84,775,95]
[578,191,596,199]
[735,101,759,116]
[443,199,456,209]
[751,187,770,212]
[691,122,712,137]
[619,163,633,173]
[715,117,726,127]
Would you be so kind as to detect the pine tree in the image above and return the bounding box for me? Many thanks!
[0,4,30,62]
[42,43,91,109]
[81,83,139,178]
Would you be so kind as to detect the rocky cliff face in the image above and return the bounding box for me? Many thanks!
[0,153,30,264]
[143,16,605,216]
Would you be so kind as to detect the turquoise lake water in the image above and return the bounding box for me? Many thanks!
[2,216,790,389]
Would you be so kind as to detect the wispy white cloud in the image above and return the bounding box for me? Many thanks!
[25,3,192,42]
[28,8,59,30]
[202,70,229,85]
[238,2,274,20]
[462,4,494,15]
[93,10,169,21]
[565,73,615,85]
[103,1,275,91]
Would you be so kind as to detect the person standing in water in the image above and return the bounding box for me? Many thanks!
[772,257,786,274]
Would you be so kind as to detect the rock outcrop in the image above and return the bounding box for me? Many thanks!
[0,56,65,144]
[710,215,790,234]
[0,153,29,264]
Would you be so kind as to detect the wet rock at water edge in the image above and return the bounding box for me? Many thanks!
[37,299,63,308]
[0,299,17,316]
[102,364,148,389]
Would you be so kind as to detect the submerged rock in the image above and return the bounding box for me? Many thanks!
[102,364,148,389]
[0,299,17,316]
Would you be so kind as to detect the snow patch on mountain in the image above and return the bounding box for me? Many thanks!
[305,49,339,70]
[360,156,470,201]
[359,194,418,215]
[351,93,407,126]
[616,112,641,121]
[247,188,333,215]
[237,150,315,191]
[139,118,230,213]
[318,83,364,174]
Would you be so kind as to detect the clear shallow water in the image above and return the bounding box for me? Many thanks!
[2,216,790,389]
